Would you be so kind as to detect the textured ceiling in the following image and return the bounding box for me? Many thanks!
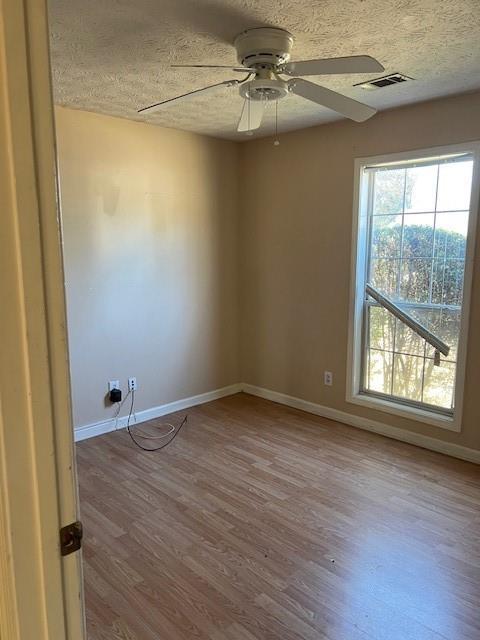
[48,0,480,140]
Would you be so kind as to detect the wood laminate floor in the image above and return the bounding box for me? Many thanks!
[77,393,480,640]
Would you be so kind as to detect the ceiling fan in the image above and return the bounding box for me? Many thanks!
[138,28,384,132]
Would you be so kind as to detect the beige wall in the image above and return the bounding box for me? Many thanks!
[57,92,480,452]
[240,90,480,451]
[55,107,240,427]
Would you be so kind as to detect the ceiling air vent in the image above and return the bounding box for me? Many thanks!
[356,73,413,90]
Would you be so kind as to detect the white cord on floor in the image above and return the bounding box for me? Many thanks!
[125,390,188,452]
[112,390,175,439]
[132,423,175,440]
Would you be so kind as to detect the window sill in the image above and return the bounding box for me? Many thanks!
[347,392,460,432]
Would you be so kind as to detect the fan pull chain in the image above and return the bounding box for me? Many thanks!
[274,100,280,146]
[245,97,253,136]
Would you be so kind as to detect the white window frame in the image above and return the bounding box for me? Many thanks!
[347,142,480,432]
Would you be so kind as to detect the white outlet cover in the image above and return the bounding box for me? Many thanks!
[108,380,120,391]
[128,377,137,391]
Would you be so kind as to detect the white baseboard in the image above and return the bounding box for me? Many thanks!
[74,380,480,464]
[242,384,480,465]
[74,383,242,442]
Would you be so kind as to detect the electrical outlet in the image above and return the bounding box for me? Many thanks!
[324,371,333,386]
[128,377,137,391]
[108,380,120,391]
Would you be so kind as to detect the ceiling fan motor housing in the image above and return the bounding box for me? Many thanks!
[234,27,294,68]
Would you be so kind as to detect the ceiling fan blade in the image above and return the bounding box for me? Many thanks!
[288,78,376,122]
[138,79,238,114]
[284,55,384,76]
[237,99,266,132]
[172,64,252,73]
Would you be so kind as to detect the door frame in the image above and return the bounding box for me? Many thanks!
[0,0,84,638]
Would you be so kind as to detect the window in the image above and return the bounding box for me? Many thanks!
[348,144,479,430]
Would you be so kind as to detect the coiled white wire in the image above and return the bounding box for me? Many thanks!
[112,389,176,440]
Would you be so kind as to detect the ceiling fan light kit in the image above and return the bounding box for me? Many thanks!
[139,27,385,135]
[239,76,290,102]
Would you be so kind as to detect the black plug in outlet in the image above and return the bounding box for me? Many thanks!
[109,388,122,403]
